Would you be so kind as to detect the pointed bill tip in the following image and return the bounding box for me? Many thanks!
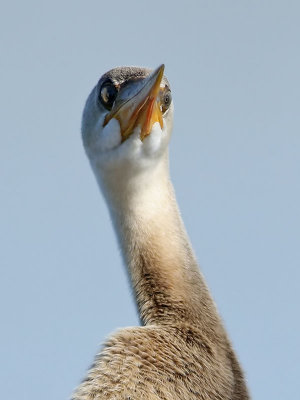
[152,64,165,80]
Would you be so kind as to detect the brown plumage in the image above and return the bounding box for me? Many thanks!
[72,65,250,399]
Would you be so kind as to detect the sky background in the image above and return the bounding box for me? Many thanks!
[1,1,299,399]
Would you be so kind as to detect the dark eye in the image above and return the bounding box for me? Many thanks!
[161,90,172,113]
[98,82,118,110]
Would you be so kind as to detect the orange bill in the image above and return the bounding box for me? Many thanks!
[103,65,165,141]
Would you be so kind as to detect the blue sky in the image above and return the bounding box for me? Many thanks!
[1,1,299,399]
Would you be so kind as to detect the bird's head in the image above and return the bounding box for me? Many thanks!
[82,65,173,183]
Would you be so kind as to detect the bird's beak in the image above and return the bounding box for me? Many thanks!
[103,64,164,141]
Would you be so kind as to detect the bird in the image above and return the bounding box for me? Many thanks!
[72,64,250,400]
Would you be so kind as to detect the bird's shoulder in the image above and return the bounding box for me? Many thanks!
[72,324,235,400]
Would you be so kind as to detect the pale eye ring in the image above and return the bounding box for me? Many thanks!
[98,82,118,110]
[161,90,172,113]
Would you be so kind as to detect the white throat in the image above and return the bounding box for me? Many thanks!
[92,151,171,227]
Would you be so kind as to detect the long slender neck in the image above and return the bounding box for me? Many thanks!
[96,154,223,333]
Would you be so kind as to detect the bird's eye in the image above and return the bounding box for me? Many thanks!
[99,82,118,110]
[161,90,172,113]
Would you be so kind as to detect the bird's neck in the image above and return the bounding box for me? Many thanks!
[96,155,222,331]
